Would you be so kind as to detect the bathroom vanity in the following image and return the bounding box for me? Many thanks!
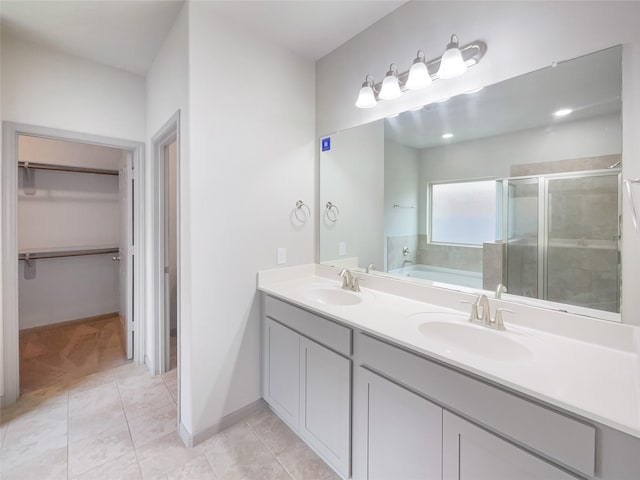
[259,264,640,480]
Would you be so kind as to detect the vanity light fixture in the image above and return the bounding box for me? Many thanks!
[405,51,432,90]
[379,64,402,100]
[355,34,486,108]
[553,108,573,117]
[355,75,377,109]
[438,34,467,79]
[442,133,454,139]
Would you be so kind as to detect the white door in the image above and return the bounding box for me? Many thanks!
[119,151,134,359]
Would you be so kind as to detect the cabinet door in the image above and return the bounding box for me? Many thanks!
[265,318,300,428]
[300,337,351,478]
[359,368,442,480]
[443,411,578,480]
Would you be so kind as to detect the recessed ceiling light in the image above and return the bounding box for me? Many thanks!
[464,87,484,94]
[553,108,573,117]
[442,133,454,139]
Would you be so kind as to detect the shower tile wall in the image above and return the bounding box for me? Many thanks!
[386,235,418,271]
[416,235,482,272]
[482,242,505,290]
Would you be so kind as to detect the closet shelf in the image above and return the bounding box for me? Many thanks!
[19,245,119,260]
[18,161,119,176]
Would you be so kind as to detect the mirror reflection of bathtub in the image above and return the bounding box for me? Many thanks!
[389,264,482,289]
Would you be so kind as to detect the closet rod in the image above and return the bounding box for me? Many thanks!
[19,247,119,261]
[18,161,119,176]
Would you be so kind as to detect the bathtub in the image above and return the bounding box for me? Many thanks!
[389,264,482,289]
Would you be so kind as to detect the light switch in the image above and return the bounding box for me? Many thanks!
[339,241,346,256]
[277,248,287,265]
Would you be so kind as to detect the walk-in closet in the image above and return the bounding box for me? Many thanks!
[17,135,130,393]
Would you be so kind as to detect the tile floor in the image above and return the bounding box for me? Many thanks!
[0,363,339,480]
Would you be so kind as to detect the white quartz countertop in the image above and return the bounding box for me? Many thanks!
[258,266,640,440]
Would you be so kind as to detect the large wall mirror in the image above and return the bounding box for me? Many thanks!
[320,45,622,321]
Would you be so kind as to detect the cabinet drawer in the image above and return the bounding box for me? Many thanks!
[358,333,595,478]
[264,295,352,356]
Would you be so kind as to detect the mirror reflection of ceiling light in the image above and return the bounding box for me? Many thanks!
[355,35,487,108]
[442,133,454,139]
[553,108,573,117]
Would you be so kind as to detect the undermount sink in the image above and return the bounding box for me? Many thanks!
[303,286,370,306]
[417,320,533,362]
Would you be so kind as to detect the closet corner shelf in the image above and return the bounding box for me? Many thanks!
[19,245,119,261]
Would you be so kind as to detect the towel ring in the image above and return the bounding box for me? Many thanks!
[294,200,310,223]
[326,202,340,222]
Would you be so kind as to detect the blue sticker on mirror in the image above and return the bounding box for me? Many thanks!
[322,137,331,152]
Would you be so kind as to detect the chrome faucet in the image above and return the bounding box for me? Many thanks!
[365,263,375,274]
[461,294,513,330]
[476,294,491,323]
[495,283,507,299]
[339,268,361,292]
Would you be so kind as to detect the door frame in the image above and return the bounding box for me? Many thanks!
[150,111,181,377]
[1,121,146,405]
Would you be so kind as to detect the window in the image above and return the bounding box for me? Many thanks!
[430,180,500,245]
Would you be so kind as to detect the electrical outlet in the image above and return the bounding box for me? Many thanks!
[339,241,346,256]
[277,248,287,265]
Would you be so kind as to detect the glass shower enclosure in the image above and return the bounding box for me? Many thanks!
[504,170,621,313]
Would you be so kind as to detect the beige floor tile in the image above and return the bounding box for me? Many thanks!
[69,380,121,418]
[1,383,68,427]
[1,403,68,472]
[162,369,178,402]
[70,450,142,480]
[276,437,340,480]
[115,362,152,382]
[164,454,218,480]
[199,422,291,480]
[0,445,67,480]
[128,400,177,448]
[69,403,128,444]
[248,408,299,456]
[136,431,203,480]
[67,368,117,394]
[120,376,174,420]
[68,422,135,477]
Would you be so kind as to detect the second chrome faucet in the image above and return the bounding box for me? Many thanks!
[461,294,513,331]
[339,268,361,292]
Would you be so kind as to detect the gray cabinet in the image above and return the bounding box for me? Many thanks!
[265,318,300,428]
[442,411,578,480]
[300,337,351,477]
[358,368,442,480]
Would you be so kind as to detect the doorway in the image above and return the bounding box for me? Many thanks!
[151,112,180,380]
[1,122,145,405]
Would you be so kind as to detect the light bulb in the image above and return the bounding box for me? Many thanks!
[379,64,402,100]
[438,34,467,79]
[405,51,432,90]
[355,85,377,109]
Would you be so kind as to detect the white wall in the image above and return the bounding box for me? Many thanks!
[1,33,146,140]
[146,3,189,376]
[17,137,122,329]
[384,139,419,238]
[184,3,315,437]
[320,120,385,269]
[417,114,622,235]
[316,1,640,325]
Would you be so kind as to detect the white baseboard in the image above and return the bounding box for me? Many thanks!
[178,398,268,447]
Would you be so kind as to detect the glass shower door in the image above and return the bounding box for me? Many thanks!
[545,173,620,312]
[505,178,540,299]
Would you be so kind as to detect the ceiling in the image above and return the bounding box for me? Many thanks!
[385,46,623,150]
[0,1,406,76]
